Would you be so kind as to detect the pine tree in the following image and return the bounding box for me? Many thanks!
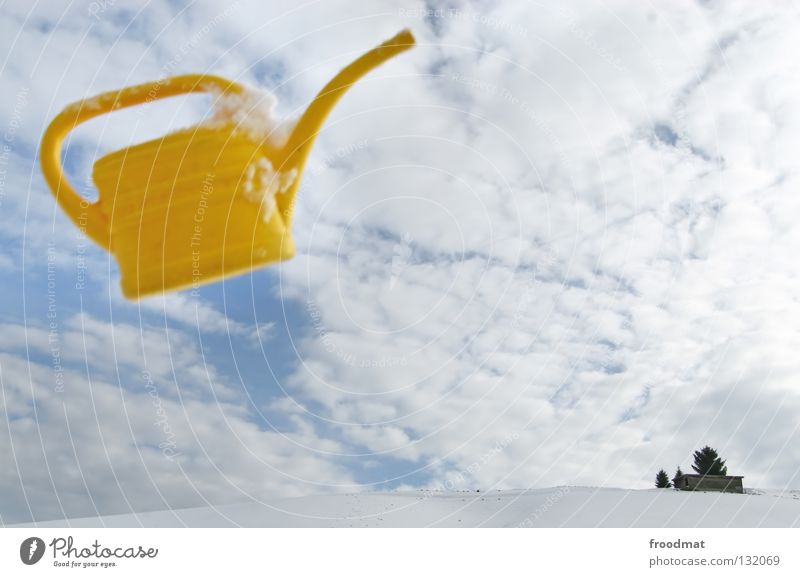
[672,466,684,487]
[691,446,728,476]
[655,469,672,488]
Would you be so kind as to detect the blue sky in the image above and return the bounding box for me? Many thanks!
[2,0,800,524]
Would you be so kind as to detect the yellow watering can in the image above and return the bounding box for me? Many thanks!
[41,29,415,299]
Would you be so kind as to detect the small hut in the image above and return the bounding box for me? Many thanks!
[675,474,744,494]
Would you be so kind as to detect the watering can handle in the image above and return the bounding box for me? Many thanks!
[39,75,246,250]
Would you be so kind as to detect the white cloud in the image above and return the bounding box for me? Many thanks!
[121,292,274,345]
[0,314,354,524]
[269,0,800,493]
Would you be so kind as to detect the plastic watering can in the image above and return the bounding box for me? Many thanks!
[40,29,415,299]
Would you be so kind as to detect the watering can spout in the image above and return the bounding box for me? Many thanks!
[278,29,415,223]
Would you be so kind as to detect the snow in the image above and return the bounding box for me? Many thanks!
[204,84,298,222]
[204,83,293,146]
[62,91,115,114]
[11,487,800,528]
[241,157,297,222]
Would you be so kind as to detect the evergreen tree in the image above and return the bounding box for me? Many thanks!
[672,466,684,487]
[655,469,672,488]
[692,446,728,476]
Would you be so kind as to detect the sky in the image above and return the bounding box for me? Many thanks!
[1,0,799,524]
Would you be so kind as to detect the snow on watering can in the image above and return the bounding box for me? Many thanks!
[40,30,415,299]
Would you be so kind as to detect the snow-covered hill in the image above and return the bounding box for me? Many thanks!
[12,486,800,528]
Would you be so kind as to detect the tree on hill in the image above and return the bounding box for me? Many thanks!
[672,466,684,487]
[692,446,727,476]
[655,469,672,488]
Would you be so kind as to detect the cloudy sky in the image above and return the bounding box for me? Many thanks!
[1,0,799,524]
